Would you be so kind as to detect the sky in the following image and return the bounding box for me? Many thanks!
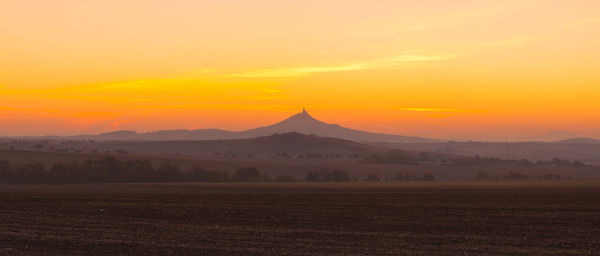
[1,0,599,141]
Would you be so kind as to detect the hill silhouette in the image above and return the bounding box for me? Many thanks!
[241,109,434,143]
[68,109,435,143]
[556,137,600,144]
[66,132,380,156]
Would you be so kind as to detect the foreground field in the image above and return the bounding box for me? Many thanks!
[1,182,599,255]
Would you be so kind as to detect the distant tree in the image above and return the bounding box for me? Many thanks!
[13,163,47,184]
[317,168,332,181]
[48,163,72,184]
[81,157,123,182]
[411,174,418,181]
[365,173,381,182]
[393,173,403,182]
[305,169,350,182]
[330,169,351,182]
[262,174,272,182]
[274,174,297,183]
[124,160,155,182]
[519,159,534,166]
[476,171,490,180]
[570,161,587,167]
[535,158,587,168]
[502,171,528,181]
[422,173,435,181]
[363,150,419,165]
[232,167,262,182]
[188,166,230,182]
[116,149,129,155]
[155,163,184,182]
[305,171,320,182]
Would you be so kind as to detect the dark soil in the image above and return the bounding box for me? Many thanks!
[1,183,599,255]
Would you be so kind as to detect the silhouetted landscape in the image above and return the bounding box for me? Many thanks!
[14,110,435,143]
[6,111,600,164]
[2,111,600,184]
[1,111,600,254]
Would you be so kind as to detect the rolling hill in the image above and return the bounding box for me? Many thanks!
[556,137,600,144]
[2,132,380,157]
[63,109,435,143]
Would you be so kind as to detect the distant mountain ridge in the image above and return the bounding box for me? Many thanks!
[69,109,436,143]
[556,137,600,144]
[68,132,381,156]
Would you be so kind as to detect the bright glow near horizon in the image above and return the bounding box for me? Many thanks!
[1,0,599,141]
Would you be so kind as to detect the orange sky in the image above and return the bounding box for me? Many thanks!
[1,0,599,140]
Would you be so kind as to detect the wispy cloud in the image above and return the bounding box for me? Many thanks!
[229,53,453,78]
[398,107,457,112]
[229,63,367,78]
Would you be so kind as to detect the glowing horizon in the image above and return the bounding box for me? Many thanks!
[1,0,599,141]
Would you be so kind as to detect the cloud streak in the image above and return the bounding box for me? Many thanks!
[229,53,453,78]
[229,63,367,78]
[399,107,457,112]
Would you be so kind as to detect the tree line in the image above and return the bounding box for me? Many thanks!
[451,157,587,167]
[0,157,440,184]
[0,157,282,184]
[362,149,589,168]
[303,169,435,182]
[475,171,568,181]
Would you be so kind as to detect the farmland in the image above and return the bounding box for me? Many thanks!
[1,182,599,255]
